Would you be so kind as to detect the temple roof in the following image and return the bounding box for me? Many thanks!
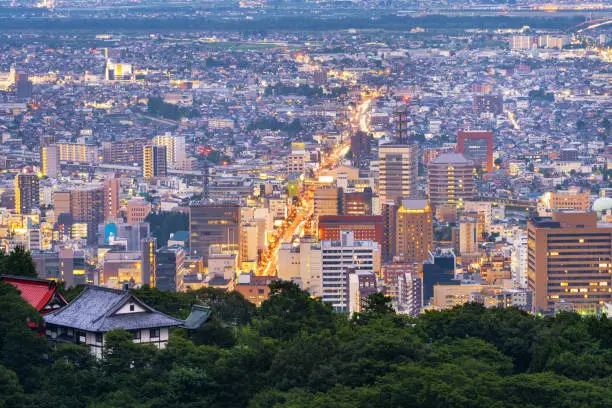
[44,285,183,332]
[0,275,67,313]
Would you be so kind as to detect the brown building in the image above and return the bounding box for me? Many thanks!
[235,274,277,306]
[102,138,147,165]
[395,199,434,263]
[126,199,152,223]
[528,212,612,315]
[318,215,383,246]
[538,188,591,216]
[343,189,373,215]
[52,187,104,244]
[104,179,120,221]
[314,187,343,219]
[382,201,399,262]
[428,153,475,210]
[350,131,371,158]
[456,130,494,172]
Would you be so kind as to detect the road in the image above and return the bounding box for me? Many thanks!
[257,96,371,276]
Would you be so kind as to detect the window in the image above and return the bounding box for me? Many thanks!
[129,304,135,312]
[95,333,103,343]
[150,328,160,339]
[132,330,141,340]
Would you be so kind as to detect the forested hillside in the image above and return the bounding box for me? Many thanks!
[1,281,611,408]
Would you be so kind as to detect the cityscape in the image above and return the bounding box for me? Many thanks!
[0,0,611,407]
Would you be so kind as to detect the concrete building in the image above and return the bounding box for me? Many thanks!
[527,212,612,315]
[318,215,383,246]
[153,133,186,168]
[321,230,380,311]
[348,270,378,314]
[143,145,167,178]
[395,199,433,263]
[537,188,591,216]
[378,143,418,209]
[156,245,186,292]
[314,187,343,219]
[428,153,474,210]
[189,202,241,265]
[15,173,39,215]
[41,145,59,178]
[103,179,120,221]
[126,199,152,223]
[456,130,493,172]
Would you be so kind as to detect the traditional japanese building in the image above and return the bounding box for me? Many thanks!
[44,285,185,358]
[0,275,67,314]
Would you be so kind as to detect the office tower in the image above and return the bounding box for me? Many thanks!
[155,245,185,292]
[350,131,371,158]
[527,213,612,315]
[428,153,475,210]
[422,250,457,305]
[15,173,40,214]
[14,71,33,100]
[102,138,147,165]
[153,133,186,167]
[343,189,373,215]
[314,187,343,218]
[105,60,133,81]
[348,270,378,314]
[143,145,167,178]
[456,130,493,172]
[126,199,151,223]
[473,94,503,116]
[320,230,379,311]
[395,199,433,263]
[189,202,241,265]
[378,143,418,207]
[381,201,399,262]
[41,145,59,178]
[318,215,383,246]
[103,179,120,221]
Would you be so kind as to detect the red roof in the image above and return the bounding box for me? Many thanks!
[0,275,66,313]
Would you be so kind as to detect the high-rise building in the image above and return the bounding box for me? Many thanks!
[378,143,418,208]
[456,130,493,172]
[153,133,186,167]
[320,230,380,311]
[156,245,185,292]
[350,131,371,158]
[397,269,422,316]
[395,199,433,263]
[527,213,612,315]
[70,187,105,244]
[382,257,420,307]
[103,179,120,221]
[14,71,32,100]
[314,187,343,219]
[381,201,399,262]
[41,145,59,178]
[189,202,241,265]
[15,173,39,214]
[143,145,167,178]
[428,153,475,210]
[348,270,378,314]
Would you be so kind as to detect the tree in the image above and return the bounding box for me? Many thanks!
[0,247,37,278]
[362,292,394,315]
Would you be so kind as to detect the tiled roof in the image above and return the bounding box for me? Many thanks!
[44,285,184,332]
[0,275,67,313]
